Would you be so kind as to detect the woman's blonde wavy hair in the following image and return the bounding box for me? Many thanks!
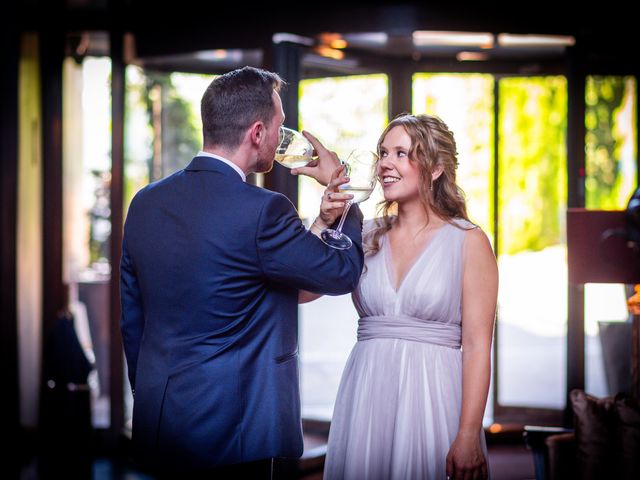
[366,113,469,256]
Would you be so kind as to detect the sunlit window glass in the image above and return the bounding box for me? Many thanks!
[412,73,494,239]
[497,76,568,409]
[585,76,637,210]
[62,56,113,428]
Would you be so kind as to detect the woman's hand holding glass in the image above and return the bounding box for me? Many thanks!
[320,149,378,250]
[315,165,353,228]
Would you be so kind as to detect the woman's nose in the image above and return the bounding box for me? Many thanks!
[378,156,393,170]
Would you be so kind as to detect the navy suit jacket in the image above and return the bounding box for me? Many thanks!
[120,156,364,470]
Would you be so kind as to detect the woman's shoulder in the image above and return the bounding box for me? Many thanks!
[449,217,493,251]
[453,219,494,258]
[450,217,479,231]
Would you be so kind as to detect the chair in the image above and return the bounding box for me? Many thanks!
[525,389,640,480]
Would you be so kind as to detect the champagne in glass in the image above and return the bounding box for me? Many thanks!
[274,127,317,168]
[339,186,374,204]
[320,149,378,250]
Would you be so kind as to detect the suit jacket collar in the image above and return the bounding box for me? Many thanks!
[185,156,246,182]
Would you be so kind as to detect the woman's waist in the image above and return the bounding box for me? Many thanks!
[357,314,461,348]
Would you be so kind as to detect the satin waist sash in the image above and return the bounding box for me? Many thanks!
[357,315,461,349]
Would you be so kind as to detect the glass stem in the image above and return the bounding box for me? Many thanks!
[334,201,353,234]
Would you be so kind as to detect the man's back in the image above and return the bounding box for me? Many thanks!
[121,156,364,470]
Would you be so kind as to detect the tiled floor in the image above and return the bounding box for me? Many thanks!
[488,443,536,480]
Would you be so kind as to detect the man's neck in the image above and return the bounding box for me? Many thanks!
[203,146,252,176]
[199,148,248,181]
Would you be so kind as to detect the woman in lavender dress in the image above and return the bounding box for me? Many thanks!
[298,114,498,479]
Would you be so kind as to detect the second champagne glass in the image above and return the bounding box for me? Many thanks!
[320,149,378,250]
[274,126,316,168]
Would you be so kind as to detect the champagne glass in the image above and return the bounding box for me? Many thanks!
[274,126,317,168]
[320,149,378,250]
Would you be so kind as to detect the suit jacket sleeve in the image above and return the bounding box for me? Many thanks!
[256,193,364,294]
[120,234,144,390]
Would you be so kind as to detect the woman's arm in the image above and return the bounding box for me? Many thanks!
[446,227,498,480]
[298,166,355,305]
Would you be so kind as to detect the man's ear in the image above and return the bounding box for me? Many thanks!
[249,121,265,146]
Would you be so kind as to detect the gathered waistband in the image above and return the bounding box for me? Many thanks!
[357,315,461,349]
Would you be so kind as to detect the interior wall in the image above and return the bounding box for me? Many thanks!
[17,32,43,428]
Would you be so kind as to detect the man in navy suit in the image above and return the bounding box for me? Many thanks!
[120,66,364,476]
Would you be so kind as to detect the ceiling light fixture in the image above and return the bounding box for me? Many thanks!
[456,51,490,61]
[498,33,576,47]
[413,30,494,48]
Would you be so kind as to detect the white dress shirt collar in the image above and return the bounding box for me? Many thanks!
[196,151,246,182]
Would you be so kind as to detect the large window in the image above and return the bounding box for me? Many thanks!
[299,69,638,422]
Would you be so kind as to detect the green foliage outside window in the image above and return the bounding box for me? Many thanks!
[143,72,201,179]
[499,76,567,254]
[124,68,205,211]
[585,76,637,210]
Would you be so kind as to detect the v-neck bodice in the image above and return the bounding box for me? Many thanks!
[384,223,448,293]
[352,217,476,347]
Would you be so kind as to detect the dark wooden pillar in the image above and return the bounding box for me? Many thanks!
[388,59,412,119]
[109,29,125,442]
[565,44,587,425]
[264,40,303,206]
[40,31,65,336]
[1,27,20,467]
